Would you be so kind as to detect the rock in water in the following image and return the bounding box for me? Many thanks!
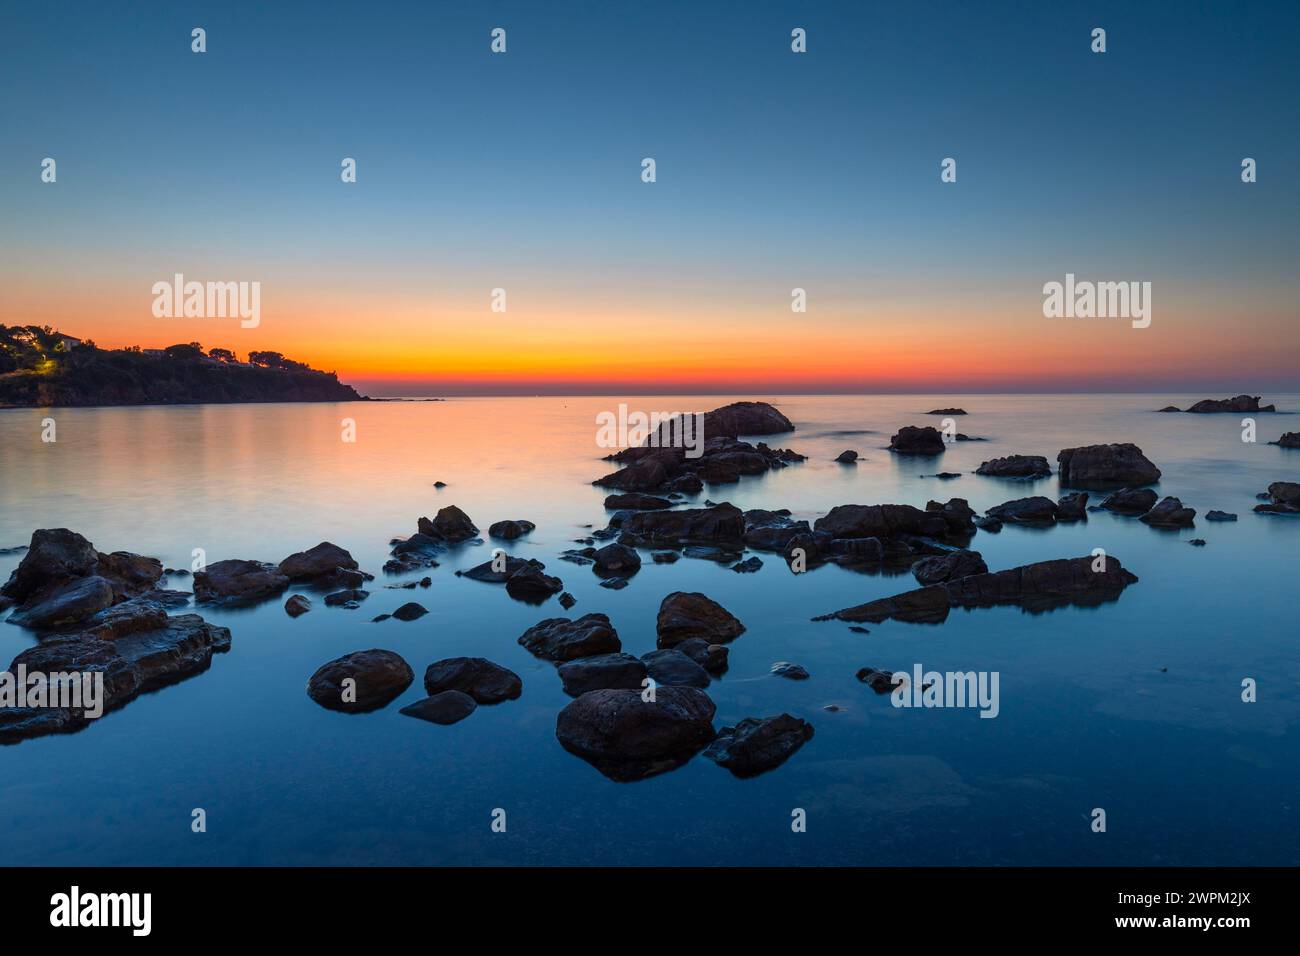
[555,686,717,781]
[815,554,1139,624]
[592,543,641,578]
[656,592,745,647]
[1269,432,1300,448]
[975,455,1052,478]
[1205,510,1237,522]
[557,653,648,696]
[399,691,477,725]
[1140,497,1196,527]
[488,520,535,540]
[911,550,988,585]
[770,661,810,680]
[618,503,745,549]
[927,408,967,415]
[0,528,99,604]
[323,588,369,607]
[417,506,479,543]
[6,575,115,629]
[194,559,290,604]
[1057,443,1161,488]
[284,594,311,618]
[985,496,1059,525]
[391,602,428,621]
[835,450,859,463]
[888,426,946,455]
[423,657,522,703]
[702,401,794,436]
[277,542,359,583]
[1253,482,1300,515]
[1100,488,1159,515]
[856,668,897,693]
[0,613,231,743]
[703,714,814,777]
[306,649,413,713]
[519,613,622,661]
[1056,492,1089,522]
[641,648,712,688]
[1183,395,1276,414]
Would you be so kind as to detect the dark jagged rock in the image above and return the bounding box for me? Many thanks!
[1057,443,1161,488]
[1140,497,1196,527]
[815,554,1139,624]
[278,542,359,584]
[0,613,232,744]
[730,556,762,573]
[1254,482,1300,515]
[703,714,814,777]
[676,638,729,675]
[813,501,972,542]
[384,532,444,574]
[911,549,988,585]
[392,601,428,621]
[770,661,810,680]
[1056,492,1089,522]
[1269,432,1300,448]
[702,401,794,437]
[1157,405,1180,412]
[1183,395,1276,414]
[324,588,369,607]
[399,691,477,725]
[742,509,812,552]
[974,515,1002,533]
[599,577,630,590]
[604,494,672,511]
[418,505,478,543]
[976,455,1051,478]
[641,648,711,688]
[78,596,170,640]
[505,564,564,602]
[558,591,576,609]
[1205,510,1238,522]
[619,502,745,549]
[519,613,621,661]
[557,653,648,696]
[7,575,115,629]
[888,425,945,455]
[855,668,897,693]
[927,408,966,415]
[458,555,537,584]
[1100,488,1159,516]
[423,657,522,704]
[592,543,641,578]
[193,559,290,605]
[656,592,745,648]
[284,594,311,618]
[835,450,859,463]
[488,519,535,540]
[555,686,717,782]
[986,496,1058,525]
[96,551,165,600]
[306,649,413,713]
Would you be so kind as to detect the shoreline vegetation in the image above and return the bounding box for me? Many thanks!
[0,324,366,408]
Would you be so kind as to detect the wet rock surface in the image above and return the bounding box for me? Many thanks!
[986,496,1058,525]
[888,425,946,455]
[656,592,745,647]
[306,649,413,713]
[1057,443,1161,488]
[1180,395,1276,414]
[519,613,622,661]
[423,657,522,704]
[703,714,814,777]
[194,559,290,605]
[1254,482,1300,515]
[399,690,477,725]
[556,653,648,696]
[1140,496,1196,527]
[555,686,717,781]
[278,542,360,585]
[488,519,535,540]
[284,594,312,618]
[911,549,988,585]
[641,648,711,688]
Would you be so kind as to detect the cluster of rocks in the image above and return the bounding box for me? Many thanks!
[980,492,1089,528]
[887,425,981,455]
[384,505,480,573]
[814,554,1139,624]
[1159,395,1276,413]
[1269,432,1300,448]
[457,554,564,603]
[975,455,1052,479]
[1255,482,1300,515]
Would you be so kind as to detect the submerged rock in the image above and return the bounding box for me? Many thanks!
[423,657,522,704]
[641,648,711,688]
[888,425,945,455]
[1140,496,1196,527]
[391,601,428,621]
[519,613,621,661]
[976,455,1052,478]
[911,549,988,585]
[815,554,1139,624]
[324,588,369,607]
[555,686,717,781]
[0,613,232,743]
[656,592,745,647]
[1205,510,1238,522]
[399,690,477,725]
[194,559,290,605]
[1057,443,1161,488]
[306,649,413,713]
[557,653,648,696]
[703,714,814,777]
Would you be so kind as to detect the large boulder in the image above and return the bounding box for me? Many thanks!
[306,649,413,713]
[0,528,99,604]
[555,686,717,781]
[888,426,945,455]
[1057,443,1161,488]
[1056,492,1089,521]
[814,503,950,540]
[816,555,1140,624]
[0,613,231,743]
[985,496,1058,525]
[518,613,621,661]
[640,648,711,688]
[556,653,648,696]
[703,714,814,777]
[975,455,1051,478]
[911,550,988,585]
[592,543,641,578]
[193,559,289,604]
[1100,488,1159,515]
[1140,497,1196,527]
[423,657,522,704]
[278,542,359,582]
[95,551,164,600]
[1184,395,1275,414]
[702,401,794,437]
[488,520,535,540]
[6,575,115,630]
[1254,482,1300,515]
[619,503,745,548]
[417,506,479,543]
[656,592,745,647]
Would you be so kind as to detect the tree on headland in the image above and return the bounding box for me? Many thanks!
[164,342,205,360]
[208,347,237,363]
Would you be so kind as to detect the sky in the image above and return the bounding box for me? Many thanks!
[1,1,1297,395]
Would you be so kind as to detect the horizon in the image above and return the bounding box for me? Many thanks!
[3,1,1299,394]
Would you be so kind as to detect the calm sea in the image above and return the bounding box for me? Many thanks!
[1,394,1297,865]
